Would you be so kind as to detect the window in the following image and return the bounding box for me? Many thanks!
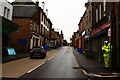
[7,9,10,18]
[34,23,36,31]
[42,14,43,21]
[96,8,98,23]
[104,0,106,16]
[51,34,54,38]
[99,4,101,20]
[44,18,45,24]
[4,7,7,17]
[41,24,43,34]
[37,25,38,33]
[89,11,91,22]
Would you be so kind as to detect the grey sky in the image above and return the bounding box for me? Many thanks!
[8,0,88,43]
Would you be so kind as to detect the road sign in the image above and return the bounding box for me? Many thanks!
[108,28,111,37]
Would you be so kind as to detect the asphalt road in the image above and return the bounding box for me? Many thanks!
[20,46,87,78]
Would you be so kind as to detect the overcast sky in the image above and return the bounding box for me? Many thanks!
[8,0,88,43]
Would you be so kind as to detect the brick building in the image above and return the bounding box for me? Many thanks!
[78,11,87,53]
[90,1,120,69]
[39,2,52,49]
[84,2,92,50]
[10,0,53,52]
[10,0,36,52]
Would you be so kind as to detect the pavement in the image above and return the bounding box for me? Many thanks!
[2,48,54,63]
[73,47,120,78]
[2,52,29,63]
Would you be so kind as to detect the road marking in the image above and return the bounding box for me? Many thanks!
[27,62,45,73]
[48,56,54,61]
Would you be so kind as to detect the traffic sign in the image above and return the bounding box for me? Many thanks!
[108,28,111,37]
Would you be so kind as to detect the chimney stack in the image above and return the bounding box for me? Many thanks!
[46,9,48,17]
[42,1,45,12]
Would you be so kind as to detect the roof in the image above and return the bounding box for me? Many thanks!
[12,0,35,5]
[13,0,33,2]
[13,6,35,17]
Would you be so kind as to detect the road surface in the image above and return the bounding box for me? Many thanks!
[20,46,86,78]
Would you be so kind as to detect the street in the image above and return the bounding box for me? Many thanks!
[1,0,120,80]
[2,46,86,78]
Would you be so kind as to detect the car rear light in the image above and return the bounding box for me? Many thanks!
[40,50,44,53]
[30,50,33,53]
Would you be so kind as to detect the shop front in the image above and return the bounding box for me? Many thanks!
[82,31,85,53]
[90,21,111,62]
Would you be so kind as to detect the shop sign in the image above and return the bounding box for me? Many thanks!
[7,48,16,55]
[108,28,111,37]
[91,21,110,35]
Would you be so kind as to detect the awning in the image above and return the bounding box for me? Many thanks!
[1,16,21,34]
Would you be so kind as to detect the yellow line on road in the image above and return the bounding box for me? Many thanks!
[73,54,83,71]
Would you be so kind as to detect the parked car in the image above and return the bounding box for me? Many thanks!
[30,46,46,59]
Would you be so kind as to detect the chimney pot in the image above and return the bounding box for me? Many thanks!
[42,1,45,11]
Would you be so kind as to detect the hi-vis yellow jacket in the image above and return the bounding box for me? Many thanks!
[102,43,112,52]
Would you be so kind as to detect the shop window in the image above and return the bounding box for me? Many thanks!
[34,23,36,31]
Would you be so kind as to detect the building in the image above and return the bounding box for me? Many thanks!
[10,0,53,51]
[91,2,113,62]
[39,2,52,49]
[78,11,87,53]
[111,2,120,69]
[51,29,58,48]
[72,0,120,70]
[90,1,120,69]
[1,0,21,56]
[0,0,13,20]
[63,40,68,46]
[10,0,36,52]
[84,2,92,51]
[60,30,64,46]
